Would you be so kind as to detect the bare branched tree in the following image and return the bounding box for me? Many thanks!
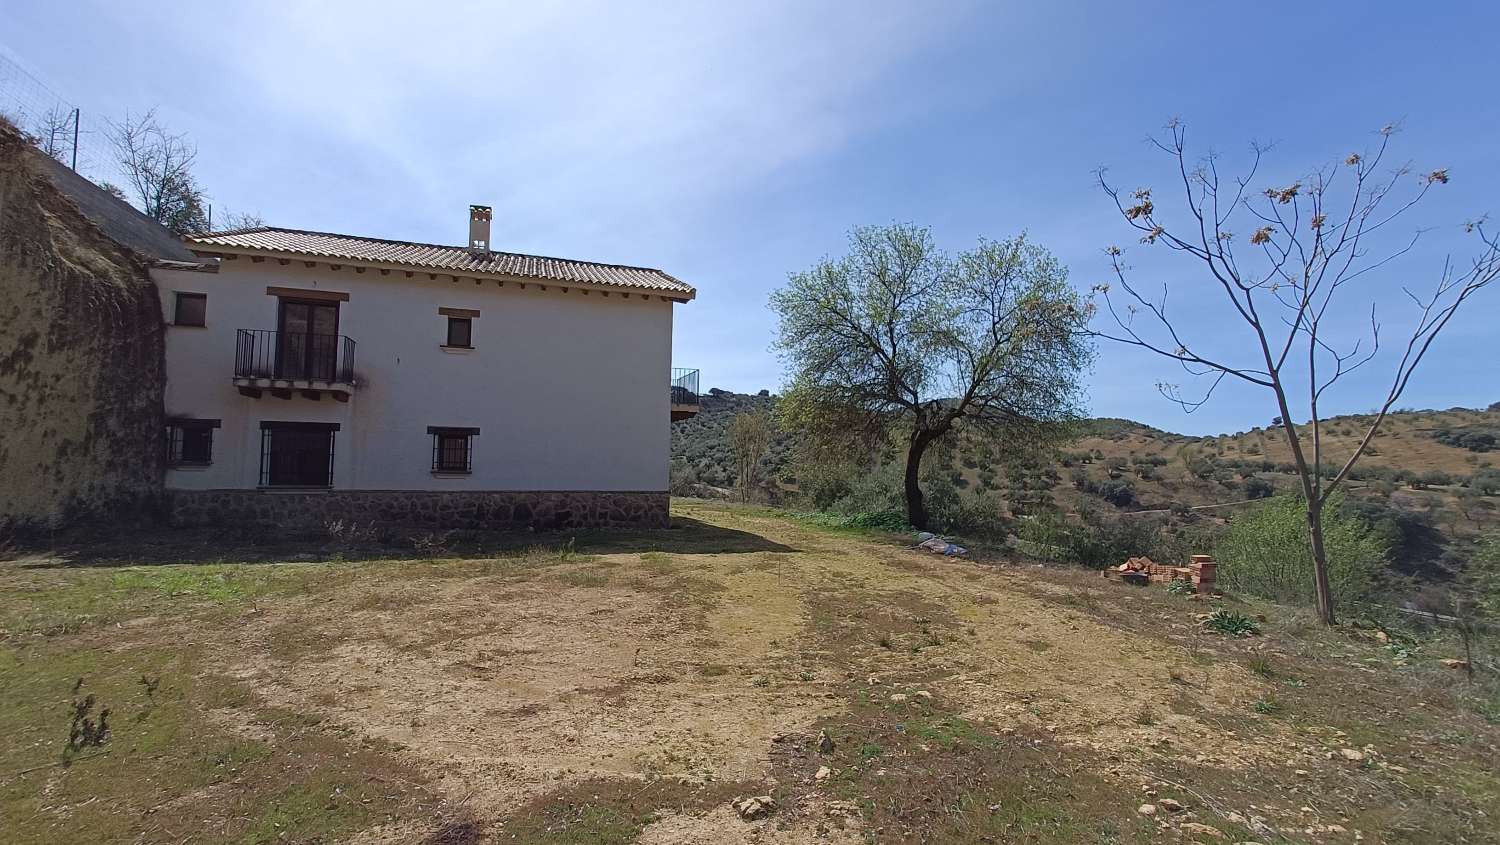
[107,108,208,235]
[31,106,75,164]
[1094,121,1500,625]
[216,210,266,232]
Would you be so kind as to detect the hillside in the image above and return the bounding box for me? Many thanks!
[672,390,1500,574]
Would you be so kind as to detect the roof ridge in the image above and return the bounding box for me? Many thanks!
[195,225,673,276]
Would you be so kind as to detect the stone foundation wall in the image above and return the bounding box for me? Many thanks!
[168,489,669,531]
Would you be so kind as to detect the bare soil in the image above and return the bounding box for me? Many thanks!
[2,501,1496,843]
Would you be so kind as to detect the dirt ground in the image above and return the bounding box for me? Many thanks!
[2,501,1497,844]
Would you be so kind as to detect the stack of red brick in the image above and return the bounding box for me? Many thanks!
[1103,554,1217,595]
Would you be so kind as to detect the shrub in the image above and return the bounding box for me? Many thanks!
[1015,508,1170,569]
[1420,469,1454,487]
[1242,477,1274,500]
[1471,469,1500,496]
[1203,608,1260,637]
[1093,479,1137,507]
[1215,494,1389,611]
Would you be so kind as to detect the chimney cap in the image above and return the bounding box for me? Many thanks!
[468,204,492,256]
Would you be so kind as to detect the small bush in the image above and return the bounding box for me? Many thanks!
[1203,608,1260,637]
[1166,578,1195,596]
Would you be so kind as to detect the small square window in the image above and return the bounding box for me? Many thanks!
[429,427,477,474]
[166,419,220,466]
[445,316,472,348]
[174,292,207,326]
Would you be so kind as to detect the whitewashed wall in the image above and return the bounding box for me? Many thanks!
[152,262,675,492]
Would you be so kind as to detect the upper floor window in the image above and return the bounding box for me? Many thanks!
[439,307,479,349]
[165,418,220,466]
[174,292,207,326]
[428,426,478,474]
[446,316,472,348]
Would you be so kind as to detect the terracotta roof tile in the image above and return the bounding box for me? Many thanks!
[186,227,695,298]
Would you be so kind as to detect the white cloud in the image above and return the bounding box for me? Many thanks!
[146,1,977,254]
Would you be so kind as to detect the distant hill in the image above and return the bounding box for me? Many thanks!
[670,389,794,492]
[672,392,1500,568]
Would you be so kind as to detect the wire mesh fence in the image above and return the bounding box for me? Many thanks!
[0,50,123,188]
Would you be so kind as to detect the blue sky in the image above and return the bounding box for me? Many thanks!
[5,2,1497,435]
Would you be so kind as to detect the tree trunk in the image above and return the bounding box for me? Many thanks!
[904,428,937,530]
[1306,498,1337,626]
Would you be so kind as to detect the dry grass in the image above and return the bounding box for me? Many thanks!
[1,500,1497,843]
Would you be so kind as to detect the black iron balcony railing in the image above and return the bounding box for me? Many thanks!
[671,367,700,405]
[235,329,356,384]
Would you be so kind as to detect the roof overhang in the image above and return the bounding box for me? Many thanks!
[186,242,696,303]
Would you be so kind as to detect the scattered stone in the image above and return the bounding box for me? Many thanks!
[817,729,835,753]
[1179,822,1226,839]
[1338,748,1365,762]
[1138,804,1158,817]
[1158,798,1184,813]
[914,690,933,700]
[867,675,880,685]
[734,795,774,820]
[1440,658,1470,671]
[889,693,909,704]
[815,765,832,781]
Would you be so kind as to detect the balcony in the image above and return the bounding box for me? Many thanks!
[671,367,700,421]
[234,329,357,401]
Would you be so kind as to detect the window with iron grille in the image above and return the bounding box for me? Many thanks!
[165,418,220,466]
[259,421,339,487]
[173,292,207,326]
[428,426,478,473]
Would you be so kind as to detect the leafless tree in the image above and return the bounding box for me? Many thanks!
[216,210,266,232]
[31,106,75,163]
[107,108,208,234]
[1095,121,1500,625]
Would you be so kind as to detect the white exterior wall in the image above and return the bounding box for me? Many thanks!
[152,262,674,492]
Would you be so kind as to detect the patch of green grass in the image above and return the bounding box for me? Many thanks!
[1253,695,1283,715]
[903,715,998,750]
[0,641,435,844]
[696,663,728,677]
[495,778,746,844]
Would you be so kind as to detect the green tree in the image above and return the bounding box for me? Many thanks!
[1095,122,1500,625]
[771,225,1091,529]
[729,411,772,503]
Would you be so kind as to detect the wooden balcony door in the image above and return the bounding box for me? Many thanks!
[276,299,339,381]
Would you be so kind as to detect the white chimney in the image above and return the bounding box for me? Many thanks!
[468,205,492,257]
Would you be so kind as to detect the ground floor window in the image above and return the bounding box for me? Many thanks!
[259,421,339,487]
[428,426,479,474]
[165,418,220,466]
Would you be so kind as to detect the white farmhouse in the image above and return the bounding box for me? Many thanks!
[150,206,698,530]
